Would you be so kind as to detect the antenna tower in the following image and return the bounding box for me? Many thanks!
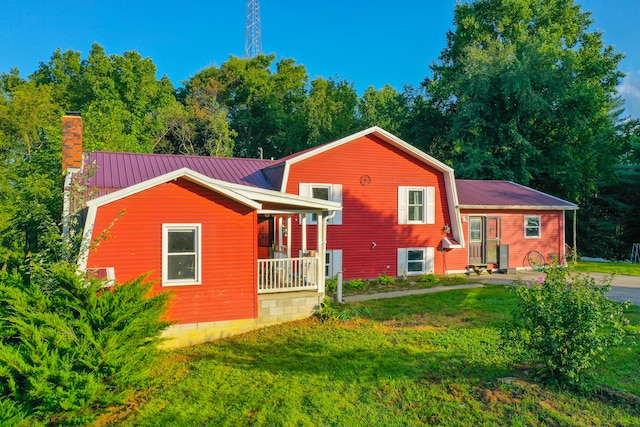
[245,0,262,58]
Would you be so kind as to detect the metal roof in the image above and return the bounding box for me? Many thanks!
[456,180,578,210]
[85,151,278,190]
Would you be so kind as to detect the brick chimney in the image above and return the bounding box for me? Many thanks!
[62,112,83,172]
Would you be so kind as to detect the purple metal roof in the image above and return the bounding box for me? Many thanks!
[85,152,278,190]
[456,180,577,209]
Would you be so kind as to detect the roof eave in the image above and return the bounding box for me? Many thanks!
[459,204,579,211]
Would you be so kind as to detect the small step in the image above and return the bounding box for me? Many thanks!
[468,264,488,275]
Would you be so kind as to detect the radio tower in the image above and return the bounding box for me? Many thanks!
[245,0,262,58]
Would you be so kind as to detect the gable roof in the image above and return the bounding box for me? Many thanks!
[263,126,455,191]
[78,168,341,270]
[456,180,578,210]
[85,151,278,191]
[261,126,465,248]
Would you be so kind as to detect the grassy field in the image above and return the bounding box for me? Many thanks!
[575,261,640,276]
[99,286,640,426]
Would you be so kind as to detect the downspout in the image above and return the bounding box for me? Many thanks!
[62,172,73,243]
[320,210,337,295]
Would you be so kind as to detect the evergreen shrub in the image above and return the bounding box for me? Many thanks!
[0,263,171,425]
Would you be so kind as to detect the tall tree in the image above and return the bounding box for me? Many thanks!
[426,0,628,203]
[304,77,359,148]
[31,44,182,153]
[191,54,310,159]
[357,84,409,136]
[400,85,453,163]
[0,79,63,266]
[425,0,632,257]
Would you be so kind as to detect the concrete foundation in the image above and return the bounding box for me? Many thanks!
[160,291,323,348]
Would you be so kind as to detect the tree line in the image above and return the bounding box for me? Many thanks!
[1,0,638,266]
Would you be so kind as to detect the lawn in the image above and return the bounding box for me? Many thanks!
[574,261,640,276]
[99,286,640,426]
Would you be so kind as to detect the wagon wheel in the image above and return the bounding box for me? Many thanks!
[526,250,545,270]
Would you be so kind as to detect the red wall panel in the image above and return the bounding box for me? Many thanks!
[460,209,566,270]
[285,134,457,279]
[86,179,257,324]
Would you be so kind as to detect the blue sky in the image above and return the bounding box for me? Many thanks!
[1,1,639,117]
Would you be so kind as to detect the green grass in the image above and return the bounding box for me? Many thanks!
[98,286,640,426]
[330,274,471,297]
[574,261,640,276]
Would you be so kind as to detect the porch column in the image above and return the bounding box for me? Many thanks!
[286,216,292,258]
[301,214,307,253]
[317,211,324,293]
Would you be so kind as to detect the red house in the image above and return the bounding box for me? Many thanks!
[63,114,577,346]
[455,180,577,273]
[63,114,341,347]
[259,128,577,279]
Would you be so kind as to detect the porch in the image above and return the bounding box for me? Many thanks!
[257,255,318,293]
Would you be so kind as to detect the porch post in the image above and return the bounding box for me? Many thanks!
[301,214,307,253]
[286,216,292,258]
[317,210,324,293]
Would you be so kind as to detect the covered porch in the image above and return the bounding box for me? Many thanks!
[256,209,332,294]
[223,183,340,296]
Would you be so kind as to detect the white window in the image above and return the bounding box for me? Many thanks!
[162,224,202,286]
[299,183,342,225]
[524,216,541,238]
[398,247,435,276]
[325,249,343,278]
[398,186,435,224]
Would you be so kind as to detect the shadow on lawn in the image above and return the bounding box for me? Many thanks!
[184,318,512,385]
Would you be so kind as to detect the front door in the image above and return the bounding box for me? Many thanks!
[469,216,501,264]
[469,217,483,264]
[257,216,273,259]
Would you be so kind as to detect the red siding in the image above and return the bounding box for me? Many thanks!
[460,209,566,270]
[286,134,455,279]
[87,178,257,325]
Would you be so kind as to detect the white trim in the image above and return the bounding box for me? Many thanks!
[299,183,343,225]
[398,186,408,224]
[398,247,435,276]
[398,186,436,225]
[441,237,463,249]
[87,168,262,210]
[459,204,577,211]
[426,186,436,225]
[407,187,426,224]
[278,127,463,245]
[283,126,454,173]
[86,167,342,213]
[162,223,202,286]
[77,204,98,271]
[78,168,341,273]
[524,215,541,239]
[309,184,332,225]
[325,249,343,278]
[330,184,342,225]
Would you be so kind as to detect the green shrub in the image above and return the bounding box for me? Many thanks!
[376,273,395,286]
[0,263,171,425]
[504,267,628,385]
[416,274,440,286]
[316,297,373,321]
[325,276,337,292]
[344,278,367,290]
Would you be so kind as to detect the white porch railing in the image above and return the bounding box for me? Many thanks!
[258,256,318,293]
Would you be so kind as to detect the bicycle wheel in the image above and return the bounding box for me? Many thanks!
[526,250,545,269]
